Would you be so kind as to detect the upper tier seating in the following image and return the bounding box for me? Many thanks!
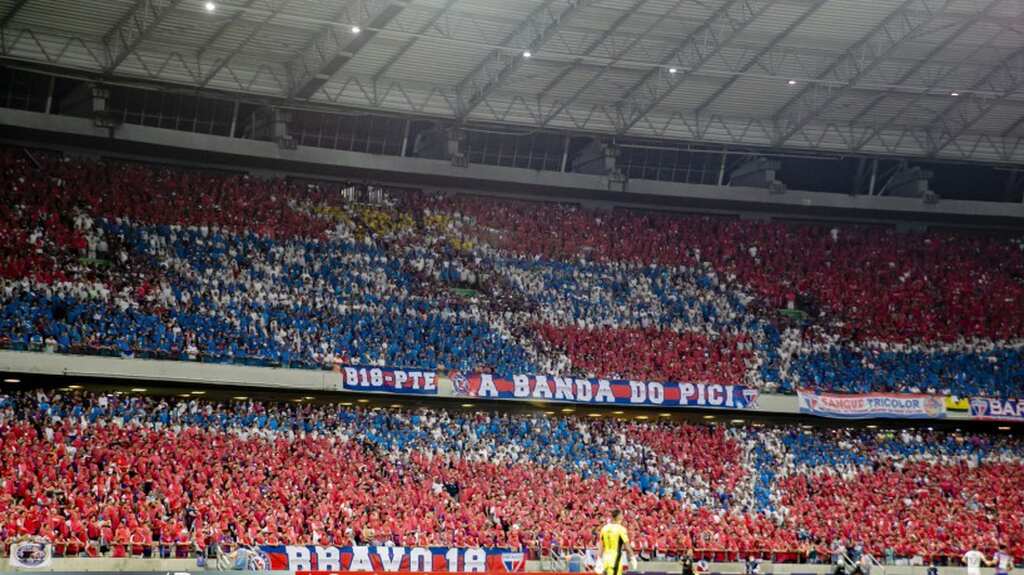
[2,148,1024,396]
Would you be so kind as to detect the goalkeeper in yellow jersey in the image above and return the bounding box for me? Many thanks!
[597,509,637,575]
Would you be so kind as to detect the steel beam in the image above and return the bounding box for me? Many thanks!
[770,0,954,147]
[850,37,998,151]
[0,0,30,28]
[371,0,458,81]
[103,0,187,73]
[1002,114,1024,137]
[616,0,776,134]
[692,0,830,117]
[288,0,409,100]
[539,0,715,128]
[199,0,297,87]
[928,45,1024,155]
[846,0,1005,131]
[196,0,261,61]
[453,0,565,121]
[534,0,653,115]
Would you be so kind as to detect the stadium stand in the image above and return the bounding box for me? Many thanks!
[2,148,1024,397]
[0,389,1021,562]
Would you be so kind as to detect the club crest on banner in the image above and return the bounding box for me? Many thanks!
[248,549,271,571]
[501,552,525,572]
[969,398,989,416]
[15,542,47,567]
[9,538,51,569]
[922,396,945,418]
[742,388,760,409]
[450,371,471,395]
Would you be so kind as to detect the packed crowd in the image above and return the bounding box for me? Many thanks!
[0,150,538,374]
[2,147,1024,396]
[0,389,1021,563]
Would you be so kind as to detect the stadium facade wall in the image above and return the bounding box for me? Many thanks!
[2,108,1023,226]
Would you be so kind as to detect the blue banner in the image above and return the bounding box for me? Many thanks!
[451,372,759,410]
[337,365,439,395]
[258,545,524,572]
[969,397,1024,422]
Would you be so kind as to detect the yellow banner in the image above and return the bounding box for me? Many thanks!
[945,397,970,411]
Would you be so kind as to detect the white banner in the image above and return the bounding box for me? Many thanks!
[797,389,946,419]
[8,540,52,569]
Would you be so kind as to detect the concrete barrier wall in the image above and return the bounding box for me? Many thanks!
[3,557,989,574]
[635,563,980,575]
[0,350,974,421]
[6,556,196,572]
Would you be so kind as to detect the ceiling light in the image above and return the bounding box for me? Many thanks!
[191,391,205,395]
[787,79,797,86]
[998,426,1011,431]
[866,424,878,429]
[131,388,147,392]
[181,394,194,398]
[544,410,555,415]
[950,91,959,97]
[3,378,20,383]
[636,415,649,420]
[660,413,672,417]
[357,399,369,403]
[612,410,624,415]
[341,402,353,406]
[560,407,574,413]
[702,415,715,420]
[351,25,361,34]
[587,413,602,417]
[668,67,678,74]
[204,1,216,12]
[304,396,314,400]
[68,385,82,390]
[233,396,248,400]
[730,419,745,424]
[461,403,474,408]
[390,403,402,408]
[522,50,531,58]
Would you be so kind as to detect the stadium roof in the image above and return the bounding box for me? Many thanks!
[1,0,1022,163]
